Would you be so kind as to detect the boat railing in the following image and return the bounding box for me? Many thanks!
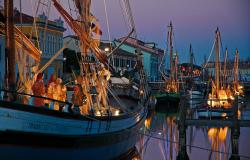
[0,89,73,112]
[0,89,145,120]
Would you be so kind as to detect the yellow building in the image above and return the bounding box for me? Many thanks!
[14,9,66,81]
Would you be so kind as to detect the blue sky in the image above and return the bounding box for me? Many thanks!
[15,0,250,64]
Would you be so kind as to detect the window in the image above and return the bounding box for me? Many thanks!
[114,58,119,67]
[131,60,136,68]
[126,59,130,67]
[121,59,124,67]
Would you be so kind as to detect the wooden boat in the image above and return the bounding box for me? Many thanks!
[154,22,180,111]
[197,103,232,118]
[197,28,235,118]
[0,1,147,159]
[185,44,204,108]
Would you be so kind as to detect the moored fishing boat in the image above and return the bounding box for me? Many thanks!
[197,28,235,118]
[154,22,180,112]
[184,44,204,108]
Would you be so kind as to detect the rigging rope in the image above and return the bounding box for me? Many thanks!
[29,0,41,50]
[41,0,52,53]
[103,0,113,70]
[119,0,130,33]
[203,40,215,69]
[103,0,112,51]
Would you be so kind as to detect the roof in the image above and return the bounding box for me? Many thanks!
[99,41,136,58]
[13,9,66,32]
[115,37,164,56]
[63,35,80,40]
[114,48,137,57]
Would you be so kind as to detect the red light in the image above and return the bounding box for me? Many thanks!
[182,66,185,71]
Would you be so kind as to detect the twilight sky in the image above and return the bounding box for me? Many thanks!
[13,0,250,64]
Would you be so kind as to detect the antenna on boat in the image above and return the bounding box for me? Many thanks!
[223,48,228,88]
[189,44,194,79]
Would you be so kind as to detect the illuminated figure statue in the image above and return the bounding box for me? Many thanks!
[32,73,45,106]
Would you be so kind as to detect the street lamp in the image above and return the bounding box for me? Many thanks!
[104,47,110,52]
[63,57,67,73]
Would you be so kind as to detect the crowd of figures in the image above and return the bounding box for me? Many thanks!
[19,72,67,111]
[13,62,112,115]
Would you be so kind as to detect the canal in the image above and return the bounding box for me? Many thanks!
[135,96,250,160]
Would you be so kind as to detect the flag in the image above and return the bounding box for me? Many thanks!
[91,22,102,35]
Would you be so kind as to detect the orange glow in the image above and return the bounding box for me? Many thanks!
[207,127,229,159]
[238,109,241,118]
[207,87,233,108]
[208,127,228,145]
[144,117,152,129]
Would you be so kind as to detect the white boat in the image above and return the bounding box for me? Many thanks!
[0,91,146,160]
[197,107,232,118]
[197,28,235,118]
[187,90,204,108]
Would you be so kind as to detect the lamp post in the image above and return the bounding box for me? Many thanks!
[104,47,110,52]
[63,57,67,73]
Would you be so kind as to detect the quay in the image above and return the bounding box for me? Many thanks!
[176,95,249,160]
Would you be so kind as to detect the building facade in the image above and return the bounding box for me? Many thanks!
[113,37,164,82]
[203,59,250,81]
[63,37,164,82]
[99,40,137,75]
[14,10,65,81]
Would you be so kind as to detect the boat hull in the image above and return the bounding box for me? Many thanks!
[0,100,146,160]
[197,108,232,118]
[154,93,180,113]
[187,90,204,108]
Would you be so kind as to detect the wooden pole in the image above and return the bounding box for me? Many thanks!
[230,96,240,160]
[4,0,16,93]
[215,28,220,96]
[177,95,189,160]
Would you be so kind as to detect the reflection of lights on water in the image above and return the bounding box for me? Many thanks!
[144,117,152,129]
[208,127,228,142]
[158,132,162,135]
[238,109,241,118]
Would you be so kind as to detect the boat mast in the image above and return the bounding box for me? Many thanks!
[223,48,228,88]
[234,49,239,90]
[189,44,193,78]
[215,28,220,96]
[175,52,179,92]
[4,0,16,92]
[168,22,174,86]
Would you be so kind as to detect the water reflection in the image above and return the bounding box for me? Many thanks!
[137,106,250,160]
[207,127,229,160]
